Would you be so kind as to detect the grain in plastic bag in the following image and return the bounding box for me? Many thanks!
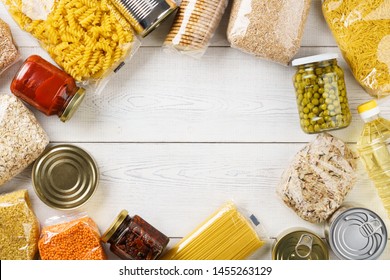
[163,0,228,58]
[0,94,49,186]
[277,133,358,223]
[0,189,40,260]
[0,18,21,75]
[1,0,140,94]
[162,202,266,260]
[38,213,106,260]
[227,0,311,65]
[322,0,390,98]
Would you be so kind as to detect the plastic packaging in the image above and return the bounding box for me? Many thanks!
[0,189,40,260]
[291,53,352,134]
[0,94,49,186]
[163,0,228,58]
[162,202,265,260]
[1,0,140,94]
[0,17,20,75]
[322,0,390,98]
[277,133,358,223]
[38,214,106,260]
[357,100,390,219]
[227,0,311,65]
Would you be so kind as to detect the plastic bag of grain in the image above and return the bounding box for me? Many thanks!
[277,133,358,223]
[227,0,311,65]
[0,189,40,260]
[0,94,49,186]
[0,18,20,75]
[322,0,390,98]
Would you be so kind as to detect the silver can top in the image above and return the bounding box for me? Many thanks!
[328,207,387,260]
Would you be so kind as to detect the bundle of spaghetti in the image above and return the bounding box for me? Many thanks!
[162,202,265,260]
[2,0,136,85]
[322,0,390,98]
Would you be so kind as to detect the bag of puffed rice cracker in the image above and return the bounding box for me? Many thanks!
[0,94,49,186]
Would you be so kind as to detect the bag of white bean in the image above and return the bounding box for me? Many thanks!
[227,0,311,65]
[0,94,49,186]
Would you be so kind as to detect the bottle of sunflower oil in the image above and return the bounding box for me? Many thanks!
[357,100,390,219]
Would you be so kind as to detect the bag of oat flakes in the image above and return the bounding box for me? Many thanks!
[0,18,20,75]
[0,94,49,186]
[277,133,358,223]
[227,0,311,65]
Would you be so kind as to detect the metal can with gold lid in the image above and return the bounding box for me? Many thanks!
[325,205,387,260]
[32,144,99,210]
[272,228,329,260]
[109,0,178,37]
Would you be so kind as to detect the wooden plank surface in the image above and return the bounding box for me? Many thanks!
[1,0,389,261]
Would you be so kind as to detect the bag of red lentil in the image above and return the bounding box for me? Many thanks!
[38,213,107,260]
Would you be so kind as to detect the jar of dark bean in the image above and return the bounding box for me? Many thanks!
[101,210,169,260]
[291,54,351,134]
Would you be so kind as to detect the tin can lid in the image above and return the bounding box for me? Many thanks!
[101,210,129,243]
[272,229,329,260]
[60,87,86,122]
[32,144,99,210]
[329,208,388,260]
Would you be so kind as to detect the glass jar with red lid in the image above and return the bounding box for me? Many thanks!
[101,210,170,260]
[10,55,85,122]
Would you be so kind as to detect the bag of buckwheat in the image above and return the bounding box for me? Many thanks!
[227,0,311,65]
[0,94,49,186]
[277,133,358,223]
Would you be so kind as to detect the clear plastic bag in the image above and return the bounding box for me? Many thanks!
[1,0,140,94]
[38,213,106,260]
[0,189,40,260]
[0,17,21,75]
[162,201,266,260]
[227,0,311,65]
[163,0,228,58]
[322,0,390,98]
[0,94,49,186]
[277,133,358,223]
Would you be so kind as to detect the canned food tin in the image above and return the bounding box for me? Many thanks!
[32,144,99,210]
[272,228,329,260]
[325,206,388,260]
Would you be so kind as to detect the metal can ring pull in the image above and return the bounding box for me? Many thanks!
[359,219,382,238]
[295,234,313,259]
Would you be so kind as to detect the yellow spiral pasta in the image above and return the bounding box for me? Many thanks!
[162,202,265,260]
[322,0,390,98]
[4,0,135,83]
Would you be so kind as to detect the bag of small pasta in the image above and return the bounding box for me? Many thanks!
[322,0,390,98]
[1,0,140,94]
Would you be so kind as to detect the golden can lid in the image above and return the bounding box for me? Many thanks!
[101,210,129,243]
[60,87,86,122]
[32,144,99,210]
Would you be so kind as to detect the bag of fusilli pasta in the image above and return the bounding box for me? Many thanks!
[322,0,390,98]
[1,0,140,94]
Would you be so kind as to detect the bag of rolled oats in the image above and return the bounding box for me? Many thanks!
[0,94,49,186]
[277,133,358,223]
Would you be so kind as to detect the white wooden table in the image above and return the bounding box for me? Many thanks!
[1,0,390,260]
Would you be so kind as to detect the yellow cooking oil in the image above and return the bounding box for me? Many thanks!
[357,100,390,219]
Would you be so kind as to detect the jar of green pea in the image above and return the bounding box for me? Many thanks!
[291,54,351,134]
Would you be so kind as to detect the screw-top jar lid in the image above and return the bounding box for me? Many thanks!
[60,87,85,122]
[101,210,129,243]
[358,100,380,120]
[291,53,339,67]
[32,144,99,210]
[328,207,387,260]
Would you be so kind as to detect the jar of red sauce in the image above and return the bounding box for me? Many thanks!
[101,210,170,260]
[10,55,85,122]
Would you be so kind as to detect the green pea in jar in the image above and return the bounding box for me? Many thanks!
[291,54,351,134]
